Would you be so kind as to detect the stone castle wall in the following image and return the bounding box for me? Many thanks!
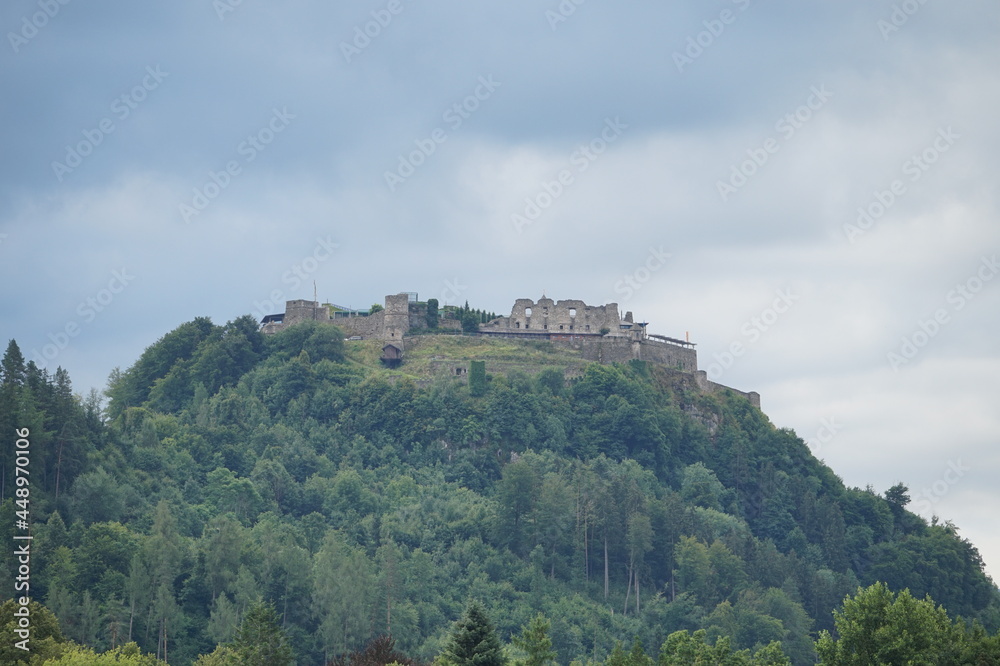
[545,335,697,371]
[485,297,626,336]
[693,370,761,409]
[335,313,383,338]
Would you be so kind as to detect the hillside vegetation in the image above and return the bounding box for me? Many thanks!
[1,316,998,665]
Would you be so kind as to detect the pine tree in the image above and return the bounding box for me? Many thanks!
[443,601,506,666]
[512,614,556,666]
[230,601,294,666]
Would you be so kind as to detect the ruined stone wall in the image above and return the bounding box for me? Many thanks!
[486,297,623,335]
[545,336,697,370]
[693,370,761,409]
[336,312,383,338]
[638,339,698,372]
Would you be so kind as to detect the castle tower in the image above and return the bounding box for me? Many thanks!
[284,299,326,326]
[383,293,410,341]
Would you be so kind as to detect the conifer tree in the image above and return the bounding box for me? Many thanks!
[443,601,506,666]
[230,601,293,666]
[512,614,556,666]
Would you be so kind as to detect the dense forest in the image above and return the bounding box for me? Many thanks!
[1,315,998,664]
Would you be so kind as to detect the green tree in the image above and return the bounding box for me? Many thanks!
[312,532,374,660]
[201,514,246,601]
[0,599,67,664]
[208,594,241,645]
[469,361,487,397]
[624,512,653,614]
[228,601,293,666]
[426,299,440,329]
[494,459,540,556]
[442,600,506,666]
[680,463,725,511]
[461,311,480,334]
[512,614,556,666]
[883,483,910,510]
[625,637,652,666]
[814,582,964,665]
[657,629,790,665]
[195,646,241,665]
[42,642,162,665]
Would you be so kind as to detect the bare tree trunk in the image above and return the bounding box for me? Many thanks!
[623,567,632,615]
[54,439,64,500]
[603,536,609,599]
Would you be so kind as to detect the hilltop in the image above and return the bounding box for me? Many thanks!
[1,315,998,665]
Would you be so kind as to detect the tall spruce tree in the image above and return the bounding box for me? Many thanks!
[443,601,506,666]
[229,601,293,666]
[512,614,556,666]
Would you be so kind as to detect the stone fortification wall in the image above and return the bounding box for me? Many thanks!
[545,336,697,371]
[637,338,698,372]
[486,297,623,335]
[693,371,761,409]
[335,312,383,338]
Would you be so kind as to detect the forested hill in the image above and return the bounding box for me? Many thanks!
[1,315,998,665]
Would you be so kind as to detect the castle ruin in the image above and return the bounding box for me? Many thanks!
[260,294,760,408]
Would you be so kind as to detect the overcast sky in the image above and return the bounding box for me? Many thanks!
[2,0,998,579]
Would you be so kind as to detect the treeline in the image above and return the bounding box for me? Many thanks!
[1,317,998,665]
[4,586,1000,664]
